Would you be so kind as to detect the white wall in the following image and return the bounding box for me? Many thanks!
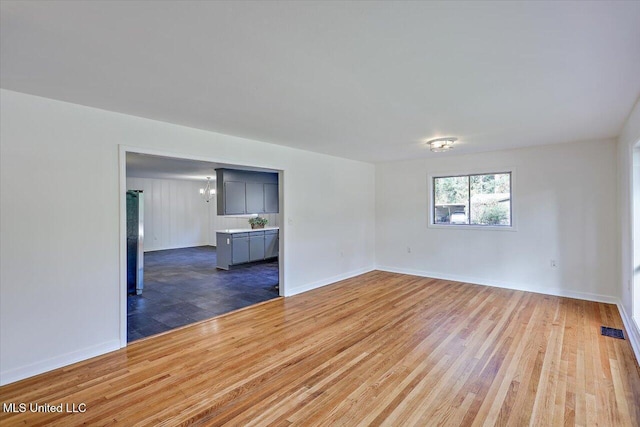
[126,177,209,251]
[0,89,375,385]
[618,99,640,315]
[376,140,618,301]
[126,176,281,250]
[617,97,640,360]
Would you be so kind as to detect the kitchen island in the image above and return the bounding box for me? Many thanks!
[216,227,279,270]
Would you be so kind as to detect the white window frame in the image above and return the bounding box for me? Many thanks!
[427,168,517,231]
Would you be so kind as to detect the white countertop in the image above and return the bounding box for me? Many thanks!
[216,227,279,233]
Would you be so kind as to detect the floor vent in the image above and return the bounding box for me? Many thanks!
[601,326,625,340]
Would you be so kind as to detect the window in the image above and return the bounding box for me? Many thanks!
[432,172,512,227]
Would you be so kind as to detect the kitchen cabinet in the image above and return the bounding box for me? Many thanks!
[246,183,265,214]
[264,230,278,259]
[264,183,278,213]
[217,169,279,215]
[216,228,279,270]
[231,233,249,264]
[249,231,266,261]
[224,181,246,215]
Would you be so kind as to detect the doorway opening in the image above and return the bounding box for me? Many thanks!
[120,149,284,343]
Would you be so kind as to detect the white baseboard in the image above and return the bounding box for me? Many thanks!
[284,266,376,297]
[4,267,635,385]
[1,266,374,386]
[617,302,640,365]
[375,265,619,304]
[0,340,120,386]
[145,243,213,253]
[376,265,639,364]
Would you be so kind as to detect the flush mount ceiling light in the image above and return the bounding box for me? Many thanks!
[427,137,458,153]
[199,176,215,203]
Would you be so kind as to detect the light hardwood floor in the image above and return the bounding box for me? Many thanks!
[1,271,639,426]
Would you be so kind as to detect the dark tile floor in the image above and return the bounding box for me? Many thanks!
[127,246,279,342]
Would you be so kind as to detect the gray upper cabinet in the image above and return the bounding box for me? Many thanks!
[246,183,265,214]
[264,183,279,214]
[223,181,246,215]
[217,168,279,215]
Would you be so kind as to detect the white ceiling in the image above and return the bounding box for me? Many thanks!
[126,152,275,181]
[2,1,639,163]
[126,153,221,181]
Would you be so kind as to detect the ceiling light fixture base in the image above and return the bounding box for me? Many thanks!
[427,137,458,152]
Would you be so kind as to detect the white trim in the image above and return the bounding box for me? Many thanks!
[118,144,284,172]
[278,170,285,297]
[118,146,128,347]
[375,265,618,304]
[631,142,640,322]
[284,266,375,297]
[617,302,640,365]
[0,340,120,386]
[119,145,287,345]
[427,223,517,232]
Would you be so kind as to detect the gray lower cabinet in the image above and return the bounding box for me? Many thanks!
[249,231,265,261]
[265,230,278,259]
[232,233,250,264]
[216,229,278,269]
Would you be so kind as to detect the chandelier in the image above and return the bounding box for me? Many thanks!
[199,177,215,203]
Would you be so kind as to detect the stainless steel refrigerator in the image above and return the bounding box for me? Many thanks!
[126,190,144,295]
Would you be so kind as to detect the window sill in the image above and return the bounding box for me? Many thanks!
[428,223,517,232]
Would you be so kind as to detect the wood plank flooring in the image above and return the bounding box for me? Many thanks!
[1,271,639,426]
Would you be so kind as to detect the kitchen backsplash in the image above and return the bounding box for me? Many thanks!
[208,201,280,246]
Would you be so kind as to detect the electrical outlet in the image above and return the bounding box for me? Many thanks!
[340,251,344,258]
[550,259,557,268]
[407,247,411,254]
